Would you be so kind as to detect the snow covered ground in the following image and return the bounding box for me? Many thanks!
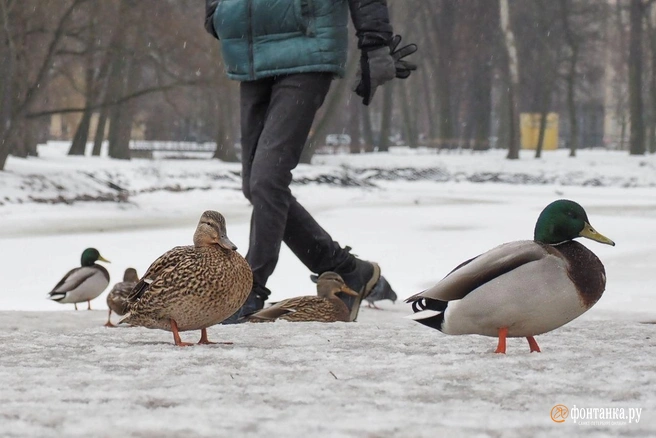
[0,143,655,437]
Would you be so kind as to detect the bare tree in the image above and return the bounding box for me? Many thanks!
[561,0,581,157]
[499,0,521,159]
[629,0,646,155]
[0,0,90,170]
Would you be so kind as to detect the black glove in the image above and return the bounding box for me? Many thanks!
[354,46,396,106]
[389,35,417,79]
[354,35,418,105]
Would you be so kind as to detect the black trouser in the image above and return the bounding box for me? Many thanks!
[240,73,351,289]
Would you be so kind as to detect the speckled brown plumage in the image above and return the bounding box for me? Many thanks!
[120,211,252,340]
[247,272,356,323]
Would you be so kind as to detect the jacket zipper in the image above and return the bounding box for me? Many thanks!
[247,0,255,80]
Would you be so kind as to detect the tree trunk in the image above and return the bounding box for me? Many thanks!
[566,59,579,157]
[534,89,552,159]
[378,81,394,152]
[647,6,656,153]
[92,105,108,156]
[418,10,440,148]
[213,121,237,161]
[92,58,116,157]
[0,0,15,169]
[420,65,437,146]
[69,108,93,156]
[347,96,362,154]
[0,0,86,170]
[108,98,134,160]
[629,0,645,155]
[68,6,100,157]
[301,54,358,163]
[472,60,492,151]
[107,52,138,160]
[433,0,455,150]
[500,0,521,159]
[400,83,418,148]
[361,105,375,153]
[213,85,238,162]
[560,0,579,157]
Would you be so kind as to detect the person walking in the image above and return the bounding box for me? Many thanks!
[204,0,416,323]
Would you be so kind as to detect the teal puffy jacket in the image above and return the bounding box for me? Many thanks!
[205,0,392,81]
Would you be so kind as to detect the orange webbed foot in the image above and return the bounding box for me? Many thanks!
[171,319,194,347]
[495,327,508,354]
[197,328,233,345]
[526,336,541,353]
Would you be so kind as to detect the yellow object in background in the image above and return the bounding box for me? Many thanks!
[520,113,559,150]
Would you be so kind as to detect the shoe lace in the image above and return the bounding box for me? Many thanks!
[343,245,359,258]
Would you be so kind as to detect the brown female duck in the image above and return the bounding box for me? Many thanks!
[119,211,252,346]
[104,268,139,327]
[247,272,358,323]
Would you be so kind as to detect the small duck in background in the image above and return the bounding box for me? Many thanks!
[120,210,252,346]
[246,272,358,323]
[406,199,615,354]
[48,248,111,310]
[105,268,139,327]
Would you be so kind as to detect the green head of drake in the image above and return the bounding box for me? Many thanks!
[80,248,110,267]
[534,200,615,246]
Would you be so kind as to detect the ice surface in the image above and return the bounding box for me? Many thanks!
[0,145,655,436]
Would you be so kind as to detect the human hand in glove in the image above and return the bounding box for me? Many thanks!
[353,46,396,106]
[354,35,418,105]
[389,35,417,79]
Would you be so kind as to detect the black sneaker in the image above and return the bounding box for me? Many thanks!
[330,256,381,322]
[222,284,270,324]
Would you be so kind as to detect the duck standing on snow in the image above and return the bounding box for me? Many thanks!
[48,248,111,310]
[246,272,358,323]
[104,268,139,327]
[120,210,252,346]
[406,199,615,354]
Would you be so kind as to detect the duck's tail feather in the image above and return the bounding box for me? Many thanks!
[410,297,448,313]
[48,293,66,302]
[118,312,132,325]
[406,309,446,331]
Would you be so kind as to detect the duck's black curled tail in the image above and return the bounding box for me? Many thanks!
[410,297,448,313]
[408,298,448,331]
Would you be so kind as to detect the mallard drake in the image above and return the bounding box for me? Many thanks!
[119,211,252,346]
[104,268,139,327]
[48,248,110,310]
[406,199,615,354]
[246,272,358,323]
